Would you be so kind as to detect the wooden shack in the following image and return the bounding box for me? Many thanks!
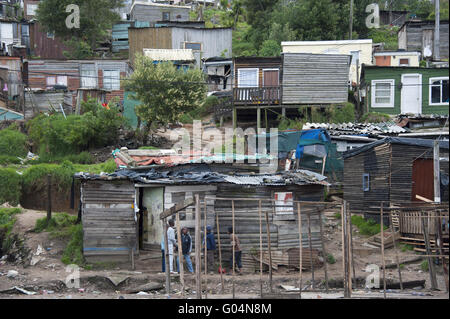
[343,137,449,215]
[76,166,329,264]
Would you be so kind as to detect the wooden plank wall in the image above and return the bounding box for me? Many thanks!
[82,180,137,263]
[128,28,172,65]
[233,57,282,88]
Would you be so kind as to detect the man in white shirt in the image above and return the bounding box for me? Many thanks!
[167,219,178,274]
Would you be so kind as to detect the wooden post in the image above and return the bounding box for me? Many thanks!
[265,108,268,132]
[259,200,263,298]
[47,174,52,221]
[163,218,171,295]
[340,204,347,298]
[216,210,224,294]
[318,210,329,293]
[348,205,356,290]
[434,140,441,203]
[297,203,303,299]
[203,201,208,299]
[176,213,185,297]
[436,210,449,292]
[195,194,202,299]
[265,210,273,293]
[232,108,237,130]
[307,212,315,289]
[257,108,261,131]
[232,200,236,299]
[381,203,387,299]
[421,211,438,290]
[388,212,403,290]
[344,202,352,297]
[347,205,352,297]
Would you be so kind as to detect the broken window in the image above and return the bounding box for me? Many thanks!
[81,64,97,88]
[103,70,120,90]
[363,173,370,192]
[46,76,67,89]
[274,192,294,215]
[430,77,449,105]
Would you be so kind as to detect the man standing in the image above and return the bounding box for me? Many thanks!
[167,219,178,274]
[180,227,194,273]
[204,225,216,273]
[227,226,242,274]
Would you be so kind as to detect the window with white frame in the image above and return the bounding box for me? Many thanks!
[103,70,120,90]
[80,65,97,88]
[429,77,449,105]
[371,79,395,108]
[46,76,67,89]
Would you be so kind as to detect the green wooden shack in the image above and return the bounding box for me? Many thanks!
[360,65,449,115]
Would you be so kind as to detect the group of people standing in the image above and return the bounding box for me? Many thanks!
[161,221,243,275]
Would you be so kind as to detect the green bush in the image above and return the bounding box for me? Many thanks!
[0,168,22,206]
[22,161,75,195]
[360,112,391,123]
[180,96,219,124]
[0,125,28,157]
[27,98,125,157]
[0,155,21,165]
[351,215,387,236]
[32,151,94,165]
[421,260,429,272]
[326,253,336,264]
[61,224,84,265]
[34,212,77,234]
[0,208,22,254]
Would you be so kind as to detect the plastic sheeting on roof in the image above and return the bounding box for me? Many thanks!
[74,168,330,186]
[343,137,450,159]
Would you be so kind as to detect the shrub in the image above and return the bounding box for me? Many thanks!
[326,253,336,264]
[0,125,28,157]
[0,168,22,206]
[421,260,429,272]
[351,215,387,236]
[22,162,75,195]
[360,112,391,123]
[61,224,84,265]
[0,208,22,254]
[32,151,94,165]
[0,155,21,165]
[34,212,77,234]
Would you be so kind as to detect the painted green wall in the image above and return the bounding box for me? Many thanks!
[364,67,449,115]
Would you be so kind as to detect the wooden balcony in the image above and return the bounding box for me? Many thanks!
[233,86,281,106]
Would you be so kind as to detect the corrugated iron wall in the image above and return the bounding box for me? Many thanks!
[282,53,350,104]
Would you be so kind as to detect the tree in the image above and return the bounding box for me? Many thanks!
[35,0,123,58]
[124,56,207,144]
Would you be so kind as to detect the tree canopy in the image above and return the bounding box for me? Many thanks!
[124,56,207,142]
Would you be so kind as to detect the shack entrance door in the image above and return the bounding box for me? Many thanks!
[142,187,164,246]
[411,158,434,201]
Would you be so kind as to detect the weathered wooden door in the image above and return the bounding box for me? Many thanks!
[142,187,164,246]
[411,159,434,201]
[263,69,279,101]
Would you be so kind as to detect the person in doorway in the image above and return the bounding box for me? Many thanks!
[167,219,178,274]
[180,227,194,274]
[160,232,165,273]
[227,226,242,274]
[203,225,216,273]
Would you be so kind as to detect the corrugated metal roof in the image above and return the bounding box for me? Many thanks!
[143,49,195,61]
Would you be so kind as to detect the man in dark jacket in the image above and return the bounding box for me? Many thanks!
[203,225,216,273]
[180,227,194,273]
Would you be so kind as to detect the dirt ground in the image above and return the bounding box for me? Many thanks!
[0,207,448,300]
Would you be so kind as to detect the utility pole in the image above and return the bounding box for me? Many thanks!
[349,0,354,40]
[434,0,440,60]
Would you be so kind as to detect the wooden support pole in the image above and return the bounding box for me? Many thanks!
[307,212,315,289]
[195,194,202,299]
[203,201,208,299]
[388,212,403,290]
[232,108,237,130]
[232,200,236,299]
[163,218,171,295]
[434,140,441,203]
[176,212,185,297]
[348,205,356,290]
[381,203,387,299]
[345,202,352,297]
[297,203,303,299]
[265,210,273,293]
[436,210,449,292]
[421,210,438,290]
[257,108,261,131]
[340,204,347,298]
[47,174,52,221]
[216,209,224,294]
[318,210,329,293]
[259,200,263,298]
